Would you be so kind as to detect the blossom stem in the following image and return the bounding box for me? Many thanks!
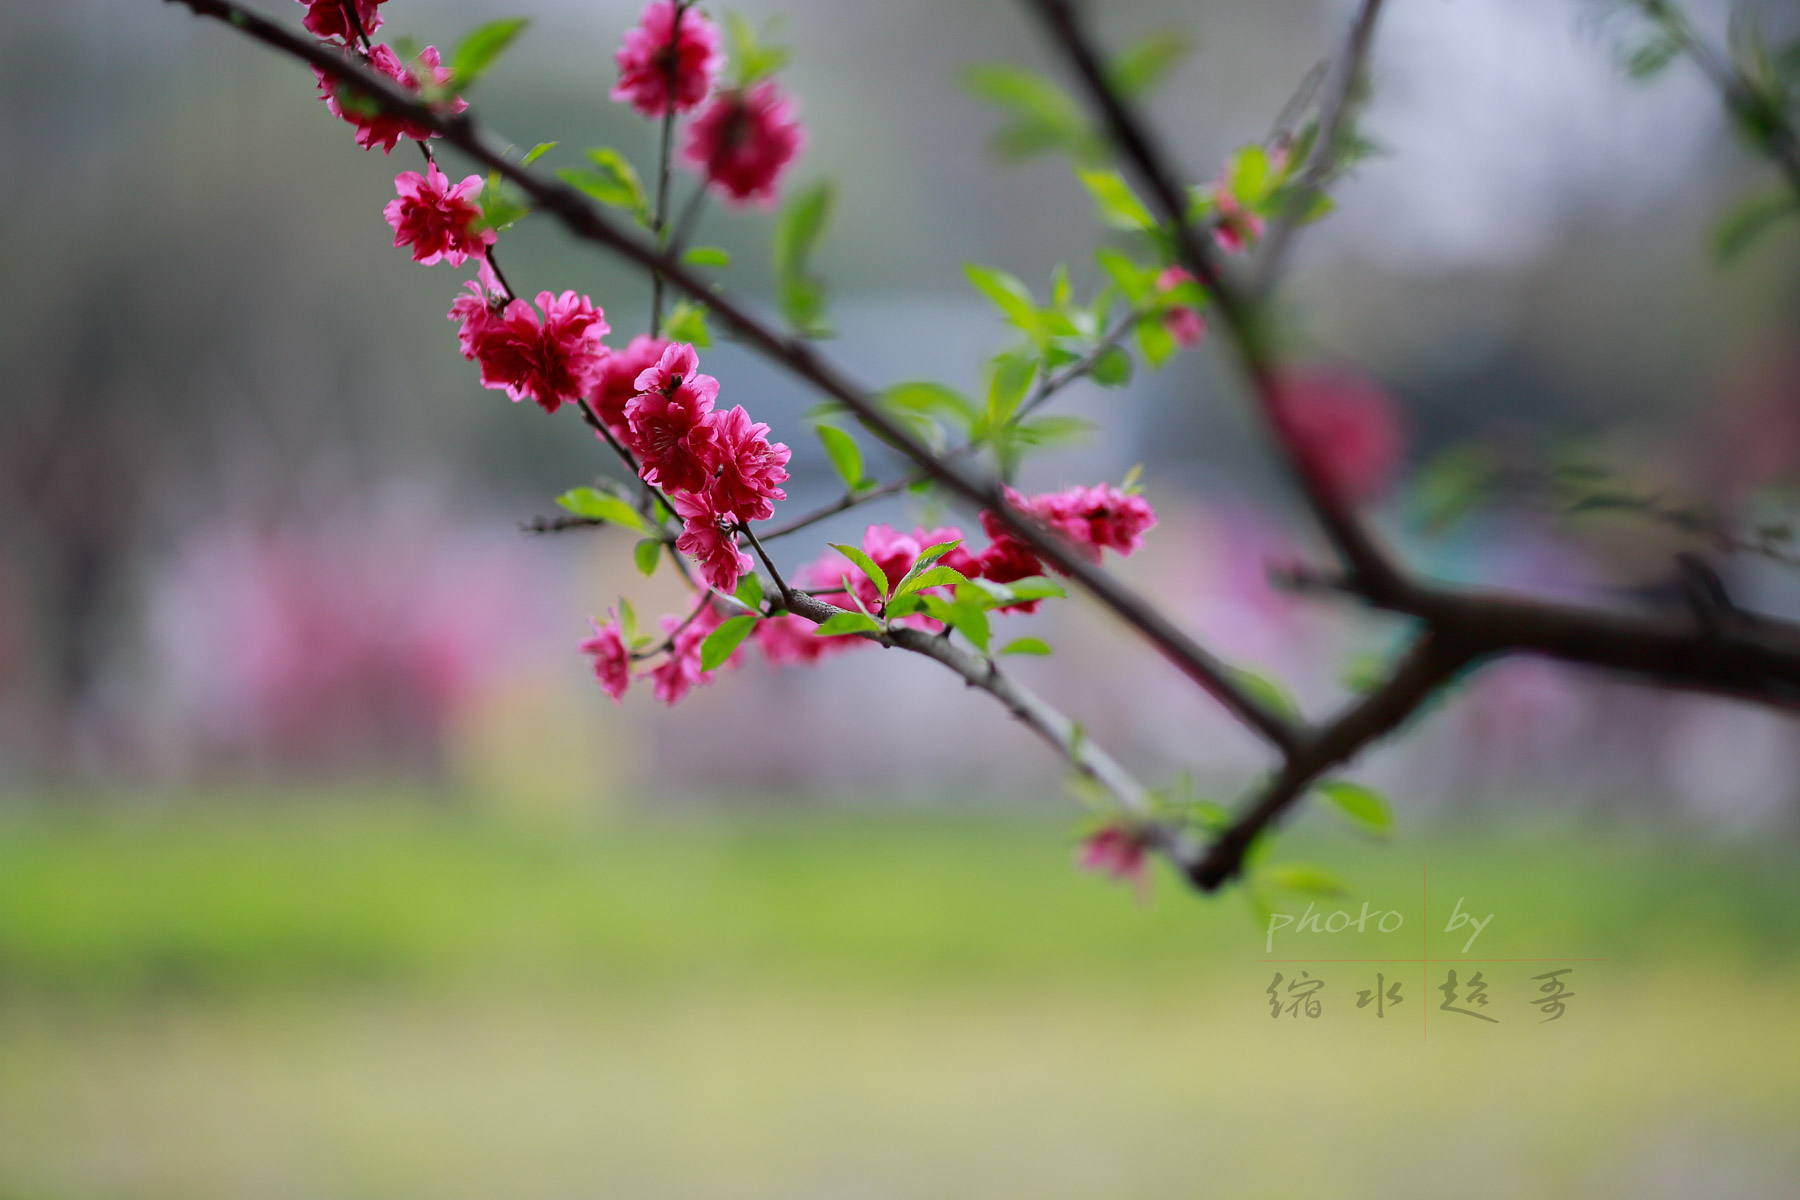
[338,0,374,53]
[571,395,697,589]
[631,588,717,660]
[647,1,691,338]
[667,183,709,258]
[737,522,793,608]
[481,245,518,303]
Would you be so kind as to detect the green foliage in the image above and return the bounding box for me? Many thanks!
[725,11,790,87]
[830,543,889,601]
[1412,443,1499,534]
[1315,780,1395,835]
[958,63,1101,163]
[1106,29,1193,98]
[1713,187,1800,262]
[813,611,882,637]
[633,538,663,577]
[556,487,647,534]
[1230,666,1301,723]
[700,614,759,671]
[1090,346,1133,387]
[557,148,649,225]
[999,637,1053,657]
[814,424,868,491]
[734,572,764,611]
[1077,168,1157,231]
[519,141,557,167]
[1256,862,1349,897]
[665,300,712,347]
[477,174,531,232]
[774,180,834,336]
[682,245,732,267]
[451,17,530,89]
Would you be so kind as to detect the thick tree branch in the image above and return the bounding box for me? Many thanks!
[168,0,1299,755]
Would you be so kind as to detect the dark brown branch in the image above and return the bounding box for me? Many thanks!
[163,0,1304,756]
[520,514,604,534]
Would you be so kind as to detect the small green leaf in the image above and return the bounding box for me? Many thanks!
[775,180,834,336]
[633,537,663,576]
[1090,345,1133,387]
[558,148,649,223]
[813,611,882,637]
[682,245,732,267]
[964,263,1038,328]
[986,351,1037,426]
[725,11,790,86]
[665,300,712,347]
[1713,187,1800,262]
[556,487,647,533]
[1095,248,1153,303]
[700,614,759,671]
[519,141,557,167]
[1077,168,1157,231]
[830,543,889,600]
[1135,314,1178,367]
[1225,144,1273,207]
[999,637,1053,657]
[959,63,1097,163]
[1317,780,1395,834]
[477,176,531,231]
[1001,576,1067,602]
[1231,665,1301,722]
[452,17,530,88]
[1014,415,1095,447]
[815,425,865,491]
[1259,862,1347,896]
[1107,28,1192,97]
[884,382,978,428]
[921,596,990,651]
[735,572,764,611]
[894,565,970,598]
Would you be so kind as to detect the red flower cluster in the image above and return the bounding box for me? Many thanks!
[448,284,612,414]
[579,612,632,704]
[682,81,806,206]
[314,43,465,155]
[384,164,494,266]
[1271,369,1406,503]
[1155,266,1206,348]
[611,0,724,117]
[298,0,386,42]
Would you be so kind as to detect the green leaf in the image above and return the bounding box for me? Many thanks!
[1259,863,1347,897]
[557,148,649,223]
[1231,665,1301,722]
[1077,168,1157,231]
[1095,248,1153,302]
[893,565,970,598]
[921,595,991,652]
[665,300,712,348]
[830,543,889,600]
[815,424,866,491]
[884,381,978,428]
[986,351,1037,426]
[813,611,882,637]
[1316,780,1395,834]
[775,180,834,336]
[682,245,732,267]
[1090,345,1133,387]
[959,64,1096,162]
[1225,144,1273,207]
[519,141,557,167]
[735,572,764,611]
[913,540,963,571]
[1713,188,1800,262]
[633,537,663,577]
[477,175,531,231]
[556,487,647,533]
[999,637,1053,657]
[1014,415,1095,447]
[1107,28,1192,97]
[700,614,759,671]
[963,263,1038,328]
[452,17,530,88]
[1135,314,1178,368]
[725,11,790,86]
[1003,576,1068,601]
[1622,33,1682,81]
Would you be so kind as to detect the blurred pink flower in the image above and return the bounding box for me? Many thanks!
[1271,368,1406,503]
[299,0,385,42]
[1077,825,1150,891]
[611,0,724,117]
[682,81,805,205]
[1154,266,1206,348]
[579,613,632,703]
[754,612,861,666]
[1211,178,1265,254]
[647,603,733,706]
[384,164,493,266]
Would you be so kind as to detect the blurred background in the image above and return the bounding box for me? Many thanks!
[3,0,1800,1196]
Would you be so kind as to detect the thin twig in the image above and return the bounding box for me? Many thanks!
[738,522,794,607]
[648,0,690,336]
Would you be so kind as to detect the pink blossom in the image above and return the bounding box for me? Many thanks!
[1271,368,1406,502]
[646,603,733,706]
[587,334,669,441]
[611,0,724,117]
[1155,266,1206,348]
[975,506,1048,613]
[754,612,861,666]
[1212,179,1265,255]
[1077,825,1150,891]
[299,0,386,42]
[384,164,494,266]
[315,44,465,155]
[671,490,752,593]
[703,405,790,522]
[681,81,806,206]
[625,342,720,492]
[448,288,612,414]
[579,613,632,703]
[1032,483,1158,564]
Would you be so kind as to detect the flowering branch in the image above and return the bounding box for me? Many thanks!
[166,0,1299,755]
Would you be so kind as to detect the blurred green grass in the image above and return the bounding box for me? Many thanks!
[2,796,1798,1199]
